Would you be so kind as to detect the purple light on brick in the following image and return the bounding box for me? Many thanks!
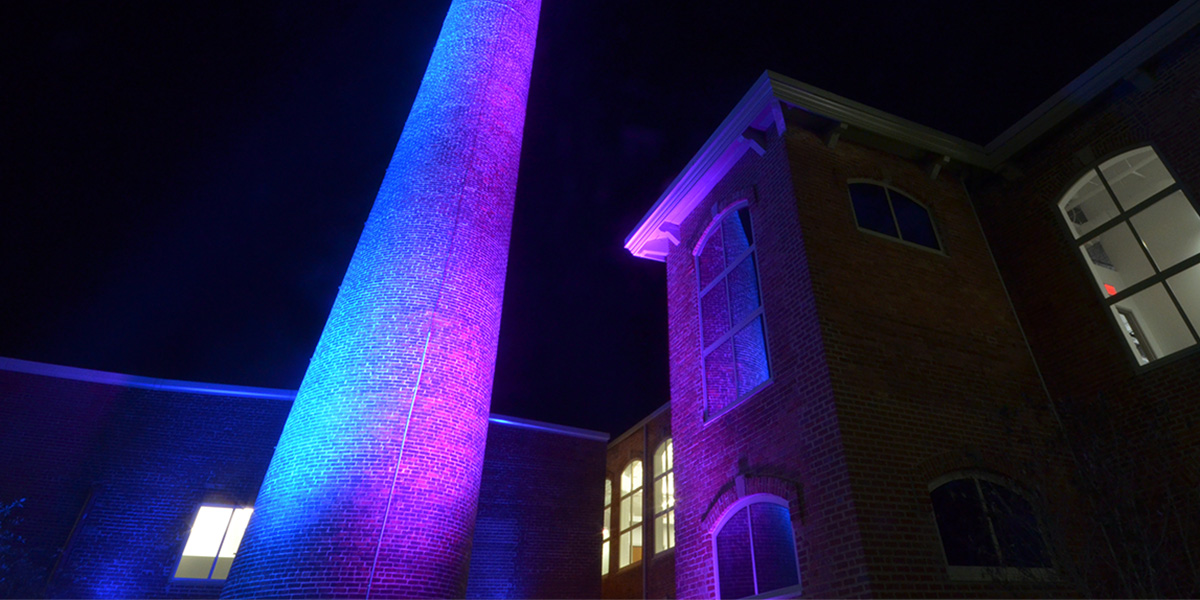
[221,1,541,598]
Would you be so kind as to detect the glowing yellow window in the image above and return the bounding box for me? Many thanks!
[174,505,252,580]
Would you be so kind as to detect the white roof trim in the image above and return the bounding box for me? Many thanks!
[626,0,1200,261]
[0,356,609,441]
[0,356,297,400]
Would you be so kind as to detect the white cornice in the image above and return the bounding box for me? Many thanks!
[625,0,1200,261]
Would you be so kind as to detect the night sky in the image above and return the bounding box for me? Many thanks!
[1,1,1178,435]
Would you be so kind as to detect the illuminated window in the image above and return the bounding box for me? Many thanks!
[618,460,643,568]
[653,439,675,553]
[695,204,770,419]
[713,496,800,599]
[930,474,1051,578]
[602,479,612,575]
[174,505,252,580]
[848,183,941,251]
[1058,146,1200,365]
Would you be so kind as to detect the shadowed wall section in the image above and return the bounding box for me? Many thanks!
[221,0,542,597]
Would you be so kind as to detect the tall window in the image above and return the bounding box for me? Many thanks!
[653,439,675,553]
[713,496,801,599]
[174,505,253,580]
[848,183,941,251]
[602,479,612,575]
[930,475,1051,575]
[619,460,644,568]
[1058,146,1200,364]
[696,204,770,419]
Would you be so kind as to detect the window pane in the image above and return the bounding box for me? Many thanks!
[980,481,1050,568]
[849,184,898,237]
[1100,147,1175,211]
[931,480,998,566]
[727,254,761,326]
[1079,223,1156,296]
[621,497,631,530]
[702,281,731,347]
[655,512,672,552]
[603,507,611,540]
[749,502,801,594]
[1111,284,1195,362]
[605,479,612,507]
[620,531,632,568]
[630,488,643,526]
[1128,191,1200,271]
[698,229,727,290]
[733,316,770,397]
[1167,262,1200,327]
[891,192,940,250]
[723,208,754,262]
[655,440,672,477]
[631,525,643,564]
[706,337,737,416]
[210,508,252,578]
[1060,170,1120,238]
[176,506,234,579]
[716,507,755,599]
[602,540,610,574]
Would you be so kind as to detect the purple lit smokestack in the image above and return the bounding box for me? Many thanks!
[222,0,541,597]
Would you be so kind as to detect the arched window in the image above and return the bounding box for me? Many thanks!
[930,474,1050,576]
[848,182,941,251]
[695,203,771,419]
[602,478,612,575]
[1058,146,1200,365]
[653,439,675,553]
[619,460,644,568]
[713,495,801,599]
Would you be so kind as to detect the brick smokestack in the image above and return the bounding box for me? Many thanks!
[222,0,541,597]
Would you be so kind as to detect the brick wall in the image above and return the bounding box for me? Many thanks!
[969,26,1200,597]
[785,126,1077,597]
[467,419,607,599]
[602,405,675,599]
[664,124,869,599]
[0,364,291,599]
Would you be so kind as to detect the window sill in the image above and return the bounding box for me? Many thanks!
[947,566,1057,582]
[704,378,774,425]
[743,582,803,599]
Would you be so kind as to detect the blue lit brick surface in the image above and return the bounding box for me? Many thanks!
[222,1,541,597]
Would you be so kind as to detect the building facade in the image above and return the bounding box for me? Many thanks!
[621,2,1200,598]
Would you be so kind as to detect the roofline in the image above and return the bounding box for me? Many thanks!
[0,356,297,400]
[607,400,670,448]
[625,0,1200,261]
[0,356,611,442]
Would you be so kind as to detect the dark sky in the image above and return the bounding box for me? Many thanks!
[0,1,1178,435]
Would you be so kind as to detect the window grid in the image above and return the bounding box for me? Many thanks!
[848,182,943,252]
[602,478,612,575]
[1058,147,1200,365]
[174,505,253,580]
[653,440,675,554]
[929,474,1052,573]
[712,496,801,599]
[618,460,643,569]
[696,204,771,421]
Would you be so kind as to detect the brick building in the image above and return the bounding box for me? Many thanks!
[6,1,1200,599]
[613,1,1200,598]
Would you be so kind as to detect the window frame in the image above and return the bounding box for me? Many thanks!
[846,180,945,254]
[602,477,612,576]
[172,504,253,582]
[928,472,1055,582]
[618,460,644,569]
[710,493,803,599]
[693,201,773,422]
[652,439,675,555]
[1055,144,1200,369]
